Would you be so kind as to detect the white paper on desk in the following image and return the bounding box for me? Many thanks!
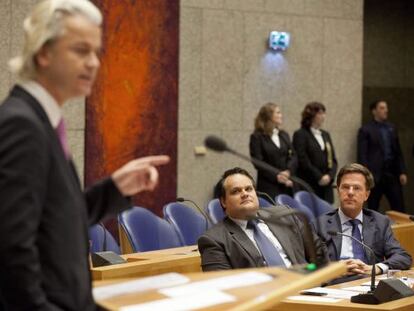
[93,273,189,300]
[342,286,370,293]
[160,271,273,297]
[300,287,356,299]
[287,295,342,303]
[119,290,235,311]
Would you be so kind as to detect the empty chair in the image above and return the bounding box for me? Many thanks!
[88,223,121,254]
[294,191,334,218]
[118,206,182,252]
[163,202,208,245]
[275,194,315,222]
[207,199,225,224]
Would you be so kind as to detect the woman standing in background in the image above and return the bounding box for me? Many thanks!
[293,102,337,203]
[249,103,297,200]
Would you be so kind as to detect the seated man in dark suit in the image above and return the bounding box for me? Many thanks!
[198,167,328,271]
[316,163,411,279]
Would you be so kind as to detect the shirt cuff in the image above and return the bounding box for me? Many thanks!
[377,263,389,274]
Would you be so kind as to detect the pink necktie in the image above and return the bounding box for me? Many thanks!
[56,118,70,159]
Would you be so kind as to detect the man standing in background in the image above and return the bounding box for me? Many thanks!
[357,100,407,212]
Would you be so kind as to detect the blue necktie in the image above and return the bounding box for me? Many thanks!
[247,220,286,267]
[348,219,367,263]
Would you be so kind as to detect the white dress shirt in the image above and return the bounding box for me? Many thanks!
[229,216,292,267]
[18,80,62,128]
[271,128,280,148]
[310,127,325,150]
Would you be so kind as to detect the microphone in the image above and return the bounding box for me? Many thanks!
[176,197,213,228]
[255,207,323,269]
[328,231,377,303]
[256,191,277,205]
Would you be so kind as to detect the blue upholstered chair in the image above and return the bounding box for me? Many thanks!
[163,202,208,246]
[258,197,273,208]
[206,199,225,224]
[88,223,121,254]
[275,194,315,222]
[118,206,182,252]
[294,191,334,218]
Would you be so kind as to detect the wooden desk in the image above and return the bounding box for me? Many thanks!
[387,211,413,224]
[273,273,414,311]
[94,262,347,311]
[392,223,414,261]
[91,246,201,281]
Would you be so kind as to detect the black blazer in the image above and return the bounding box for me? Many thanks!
[0,86,131,310]
[249,130,297,198]
[316,209,412,270]
[292,127,337,185]
[197,206,328,271]
[357,120,406,182]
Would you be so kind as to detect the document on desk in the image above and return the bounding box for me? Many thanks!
[119,290,235,311]
[159,271,273,297]
[287,295,342,303]
[300,287,356,299]
[93,273,189,300]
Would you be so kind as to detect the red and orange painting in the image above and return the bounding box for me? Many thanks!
[85,0,178,236]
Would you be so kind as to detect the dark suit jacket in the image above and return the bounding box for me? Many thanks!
[357,120,406,182]
[249,130,297,198]
[316,209,412,270]
[0,86,131,310]
[197,206,328,271]
[292,127,337,202]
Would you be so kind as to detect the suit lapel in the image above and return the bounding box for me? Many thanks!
[326,212,342,259]
[223,218,262,261]
[362,210,376,262]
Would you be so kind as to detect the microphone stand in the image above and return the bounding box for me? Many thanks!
[176,197,213,228]
[256,191,277,205]
[328,231,378,304]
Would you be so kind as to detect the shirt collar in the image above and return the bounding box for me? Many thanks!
[338,208,363,226]
[272,128,279,135]
[229,216,248,230]
[18,80,62,128]
[310,127,321,135]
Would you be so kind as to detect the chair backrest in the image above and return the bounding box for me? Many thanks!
[258,197,273,208]
[275,194,315,222]
[88,224,121,254]
[294,191,333,217]
[118,206,182,252]
[206,199,225,224]
[163,202,208,246]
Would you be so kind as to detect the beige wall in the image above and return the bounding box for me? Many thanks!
[0,0,364,207]
[178,0,363,207]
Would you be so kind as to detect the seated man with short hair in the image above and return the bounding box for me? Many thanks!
[198,167,328,271]
[316,163,412,279]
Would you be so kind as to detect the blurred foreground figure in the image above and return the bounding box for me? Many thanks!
[0,1,169,309]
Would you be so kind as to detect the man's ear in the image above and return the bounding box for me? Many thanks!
[364,190,370,202]
[219,197,226,210]
[35,45,52,69]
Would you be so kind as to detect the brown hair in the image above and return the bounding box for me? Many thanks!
[254,102,279,135]
[336,163,375,190]
[300,102,326,128]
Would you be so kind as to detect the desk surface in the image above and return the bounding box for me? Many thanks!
[273,273,414,311]
[91,246,201,281]
[94,262,346,311]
